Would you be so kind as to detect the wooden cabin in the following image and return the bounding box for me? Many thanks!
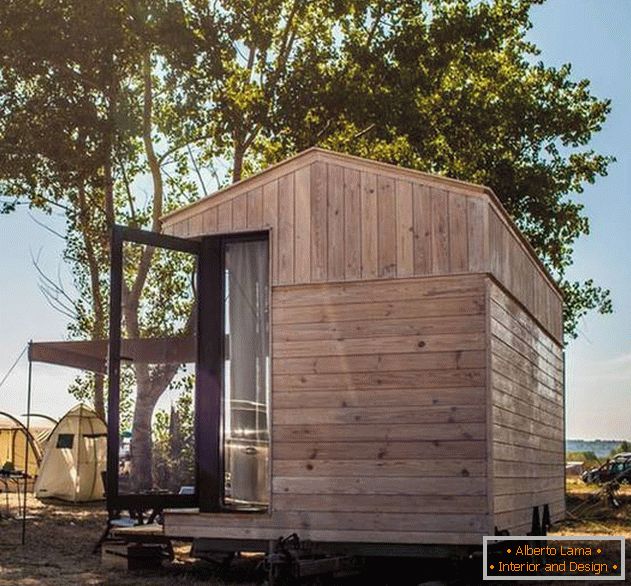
[156,147,565,550]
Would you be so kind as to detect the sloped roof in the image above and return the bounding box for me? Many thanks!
[161,147,562,299]
[162,147,494,223]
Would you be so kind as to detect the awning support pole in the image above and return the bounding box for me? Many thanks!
[21,341,33,546]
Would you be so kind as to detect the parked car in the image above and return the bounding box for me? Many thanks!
[581,453,631,484]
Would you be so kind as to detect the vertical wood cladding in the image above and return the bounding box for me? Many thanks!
[164,155,562,344]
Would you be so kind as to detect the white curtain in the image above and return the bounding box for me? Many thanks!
[226,240,269,439]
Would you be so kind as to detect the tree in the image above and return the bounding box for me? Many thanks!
[609,441,631,458]
[0,0,614,489]
[0,0,143,418]
[566,450,599,468]
[0,0,202,489]
[155,0,613,336]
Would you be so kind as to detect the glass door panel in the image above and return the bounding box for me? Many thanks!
[223,239,270,509]
[108,226,200,509]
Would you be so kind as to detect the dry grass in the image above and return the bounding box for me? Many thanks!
[555,478,631,537]
[1,480,630,585]
[0,493,259,585]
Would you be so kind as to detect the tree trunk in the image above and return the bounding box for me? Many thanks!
[124,50,167,492]
[128,364,180,492]
[77,180,107,420]
[130,384,156,492]
[232,142,245,183]
[93,373,105,420]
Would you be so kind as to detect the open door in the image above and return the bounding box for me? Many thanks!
[107,225,219,510]
[108,225,269,513]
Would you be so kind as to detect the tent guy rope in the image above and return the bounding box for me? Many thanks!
[0,344,27,390]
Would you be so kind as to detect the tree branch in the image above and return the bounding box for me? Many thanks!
[116,155,138,225]
[126,50,163,314]
[76,182,106,339]
[142,52,163,233]
[235,0,303,176]
[31,249,78,320]
[157,134,215,165]
[28,212,66,239]
[187,144,209,197]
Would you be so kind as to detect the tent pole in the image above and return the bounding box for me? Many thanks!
[75,405,82,504]
[21,342,33,546]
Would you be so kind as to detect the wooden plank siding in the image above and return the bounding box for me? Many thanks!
[163,155,562,343]
[488,282,565,535]
[165,274,490,545]
[160,149,566,547]
[487,208,563,342]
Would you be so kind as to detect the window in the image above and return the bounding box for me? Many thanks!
[56,434,74,449]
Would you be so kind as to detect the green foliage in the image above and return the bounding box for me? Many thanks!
[0,0,615,414]
[152,374,195,491]
[566,450,600,468]
[609,441,631,458]
[163,0,613,338]
[0,0,127,207]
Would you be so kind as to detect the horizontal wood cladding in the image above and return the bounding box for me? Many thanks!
[489,283,565,535]
[273,440,487,461]
[163,274,491,545]
[264,275,489,543]
[273,334,485,358]
[273,477,487,497]
[273,388,486,409]
[273,493,486,514]
[273,423,485,443]
[273,406,485,426]
[274,350,486,375]
[273,315,486,341]
[496,495,566,531]
[164,522,485,545]
[273,368,485,390]
[273,296,485,325]
[272,275,483,306]
[272,459,486,478]
[166,511,486,532]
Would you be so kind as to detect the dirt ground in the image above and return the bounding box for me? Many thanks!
[0,493,260,585]
[0,480,630,585]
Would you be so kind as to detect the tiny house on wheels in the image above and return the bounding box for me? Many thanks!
[105,148,564,563]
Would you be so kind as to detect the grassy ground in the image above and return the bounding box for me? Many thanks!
[0,480,629,585]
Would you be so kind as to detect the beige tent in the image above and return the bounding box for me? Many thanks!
[34,404,107,502]
[0,412,48,475]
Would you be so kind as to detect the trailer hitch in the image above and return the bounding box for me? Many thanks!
[263,534,361,585]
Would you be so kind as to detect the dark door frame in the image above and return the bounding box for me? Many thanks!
[107,225,269,513]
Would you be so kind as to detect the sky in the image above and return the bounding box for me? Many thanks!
[0,0,630,439]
